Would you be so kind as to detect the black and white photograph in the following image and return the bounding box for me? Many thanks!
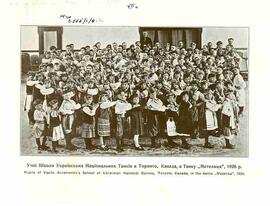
[20,26,249,157]
[3,1,270,206]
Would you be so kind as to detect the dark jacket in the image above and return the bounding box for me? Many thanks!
[141,37,152,48]
[177,101,192,135]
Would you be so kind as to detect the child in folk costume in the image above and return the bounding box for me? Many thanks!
[114,91,132,152]
[105,82,115,101]
[48,99,65,153]
[75,77,88,103]
[58,73,68,89]
[40,86,56,149]
[165,93,191,149]
[59,90,81,150]
[32,73,45,102]
[146,88,167,148]
[176,91,192,148]
[86,78,99,103]
[198,89,223,148]
[81,94,99,150]
[155,81,168,135]
[221,90,239,149]
[224,81,238,104]
[213,80,225,136]
[189,93,202,139]
[24,71,39,125]
[137,82,149,131]
[97,93,117,151]
[199,80,209,95]
[223,70,233,83]
[188,81,205,138]
[171,82,183,102]
[32,99,49,151]
[125,94,144,150]
[233,67,246,116]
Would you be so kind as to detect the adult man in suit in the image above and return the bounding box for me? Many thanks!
[141,31,153,48]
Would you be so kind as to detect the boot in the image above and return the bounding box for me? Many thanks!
[121,138,125,147]
[167,137,179,148]
[151,137,161,148]
[28,111,34,126]
[100,138,109,151]
[181,137,191,149]
[204,137,214,148]
[69,137,78,150]
[223,139,235,149]
[41,137,50,151]
[65,135,76,151]
[56,140,64,148]
[116,138,124,153]
[36,138,42,150]
[84,138,90,149]
[84,138,96,151]
[65,136,70,149]
[52,141,58,153]
[88,139,97,150]
[190,129,197,139]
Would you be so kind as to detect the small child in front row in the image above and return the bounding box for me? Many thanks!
[165,93,181,148]
[24,71,38,125]
[198,89,222,148]
[32,99,48,151]
[146,88,166,148]
[176,91,192,149]
[125,94,144,150]
[97,93,117,151]
[48,99,65,153]
[59,90,81,151]
[221,90,239,149]
[190,93,201,139]
[114,91,132,152]
[81,94,99,150]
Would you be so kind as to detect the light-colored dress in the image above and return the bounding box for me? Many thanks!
[33,110,46,139]
[221,98,238,139]
[146,98,166,137]
[115,100,132,137]
[50,110,65,141]
[233,74,246,107]
[24,80,38,111]
[205,100,220,131]
[59,99,81,134]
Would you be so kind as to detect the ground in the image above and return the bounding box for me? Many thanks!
[20,82,248,157]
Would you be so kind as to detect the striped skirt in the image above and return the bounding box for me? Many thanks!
[81,122,96,138]
[97,118,110,137]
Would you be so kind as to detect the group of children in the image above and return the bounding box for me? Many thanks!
[23,37,247,153]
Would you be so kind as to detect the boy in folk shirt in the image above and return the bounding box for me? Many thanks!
[114,91,132,152]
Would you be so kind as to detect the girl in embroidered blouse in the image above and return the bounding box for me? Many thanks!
[146,88,166,148]
[81,94,99,150]
[97,93,117,151]
[221,90,239,149]
[198,89,222,148]
[48,99,65,153]
[32,99,48,152]
[125,94,145,151]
